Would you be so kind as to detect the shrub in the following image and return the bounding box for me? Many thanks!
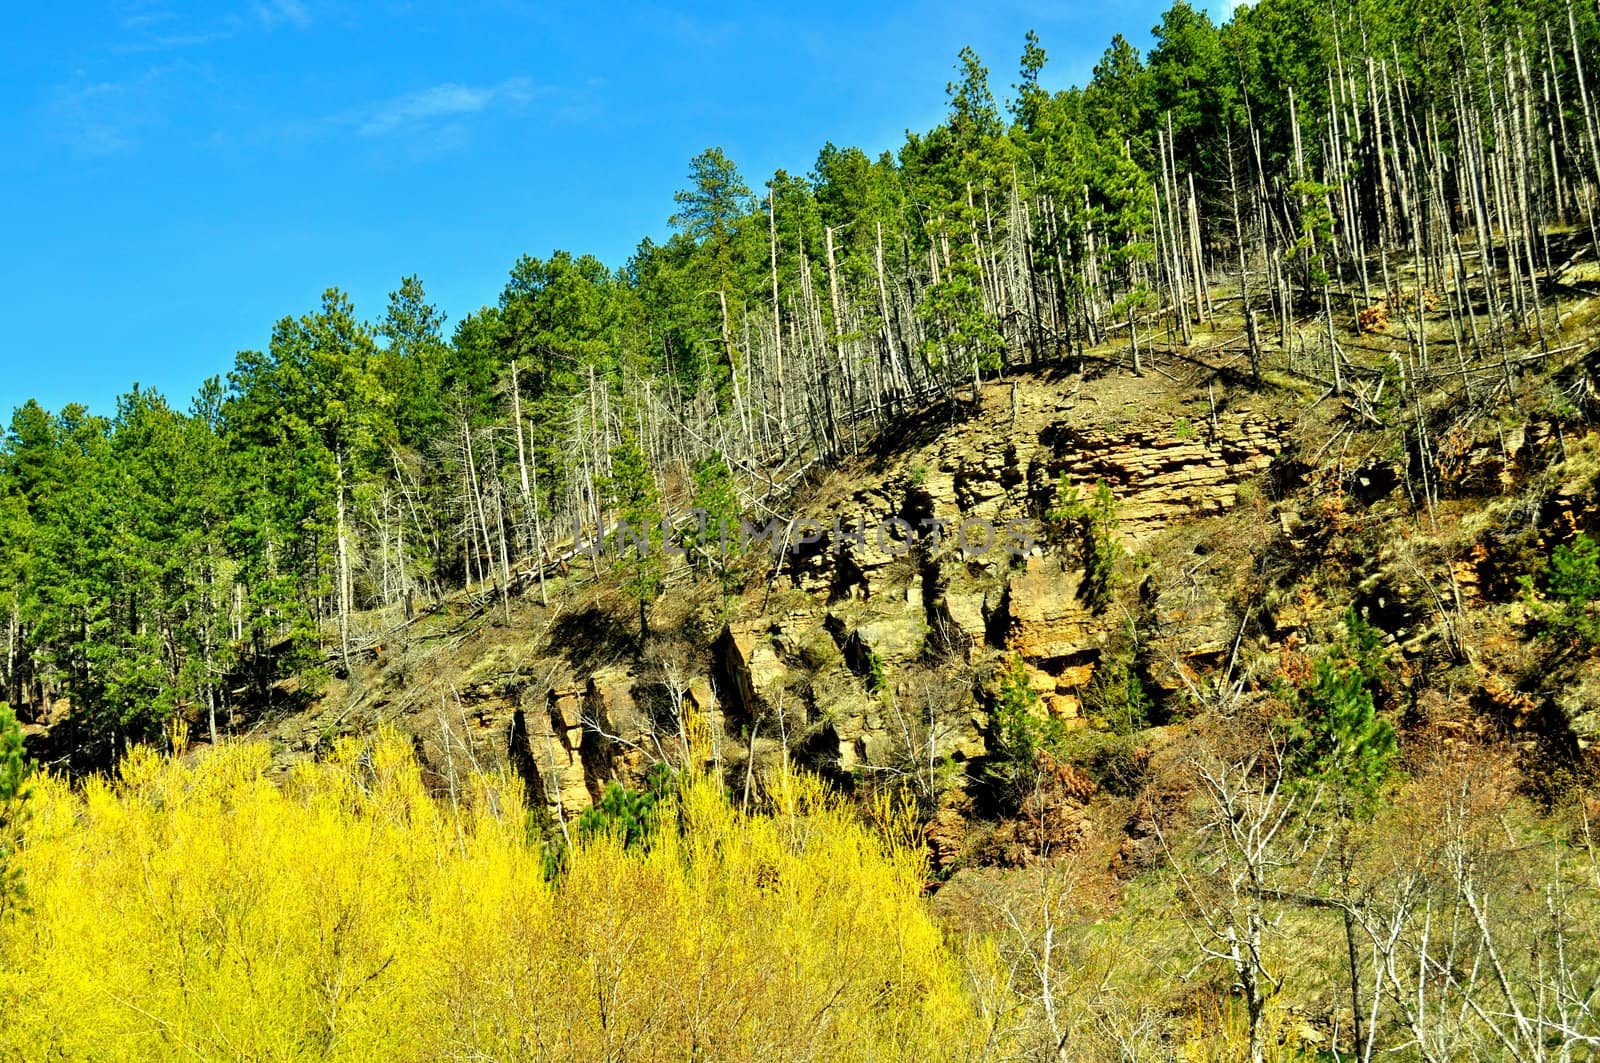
[0,703,28,913]
[1523,533,1600,649]
[1046,475,1123,611]
[863,644,888,693]
[1085,650,1152,736]
[1063,731,1145,798]
[0,733,994,1059]
[986,654,1066,809]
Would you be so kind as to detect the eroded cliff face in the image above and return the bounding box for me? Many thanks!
[250,352,1600,866]
[705,372,1289,783]
[266,367,1290,834]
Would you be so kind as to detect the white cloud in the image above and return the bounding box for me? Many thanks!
[114,30,233,54]
[358,78,535,136]
[112,2,299,54]
[47,67,174,157]
[116,2,175,30]
[254,0,310,29]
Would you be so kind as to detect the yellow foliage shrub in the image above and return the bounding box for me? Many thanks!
[0,733,996,1061]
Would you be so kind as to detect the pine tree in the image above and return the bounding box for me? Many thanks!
[1525,533,1600,649]
[603,430,662,644]
[0,701,30,911]
[1279,611,1398,1059]
[1046,476,1123,612]
[378,275,450,444]
[575,762,676,850]
[985,653,1064,811]
[687,451,741,597]
[1286,654,1397,806]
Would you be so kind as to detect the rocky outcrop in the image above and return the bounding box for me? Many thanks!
[544,680,593,814]
[291,371,1289,819]
[1028,416,1286,543]
[1555,658,1600,750]
[998,559,1100,660]
[542,375,1282,811]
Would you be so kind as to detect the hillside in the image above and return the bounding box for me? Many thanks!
[222,274,1600,833]
[240,356,1292,837]
[14,282,1600,1055]
[6,0,1600,1055]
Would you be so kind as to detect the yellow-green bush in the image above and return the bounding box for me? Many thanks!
[0,734,993,1061]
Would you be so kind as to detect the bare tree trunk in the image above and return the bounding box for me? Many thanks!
[511,360,534,538]
[875,220,907,410]
[509,360,547,606]
[1188,172,1210,323]
[824,225,857,451]
[1227,127,1262,382]
[769,186,788,441]
[463,419,502,597]
[335,447,353,676]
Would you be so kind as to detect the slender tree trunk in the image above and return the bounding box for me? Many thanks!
[824,225,856,449]
[335,448,352,676]
[769,186,788,441]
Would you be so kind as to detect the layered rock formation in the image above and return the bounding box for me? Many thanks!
[496,372,1289,816]
[273,369,1292,826]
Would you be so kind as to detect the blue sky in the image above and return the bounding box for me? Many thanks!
[1,0,1209,419]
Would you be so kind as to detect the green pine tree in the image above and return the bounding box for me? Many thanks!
[1524,534,1600,650]
[575,762,676,849]
[603,430,663,644]
[1046,476,1123,612]
[986,653,1065,811]
[0,702,31,912]
[1282,612,1399,811]
[687,451,741,599]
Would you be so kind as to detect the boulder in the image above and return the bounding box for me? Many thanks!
[714,622,792,720]
[1001,557,1101,660]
